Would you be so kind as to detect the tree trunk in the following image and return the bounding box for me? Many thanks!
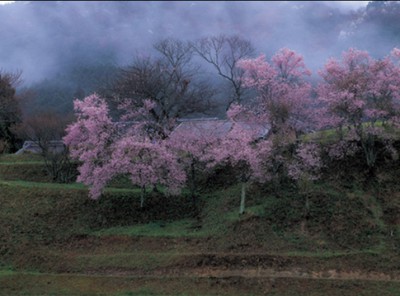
[190,161,197,206]
[239,182,246,215]
[305,194,310,214]
[301,193,310,234]
[140,185,145,208]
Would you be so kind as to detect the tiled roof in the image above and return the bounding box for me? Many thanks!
[173,119,233,138]
[171,118,270,139]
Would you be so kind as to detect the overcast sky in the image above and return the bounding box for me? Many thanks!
[0,0,376,85]
[0,1,370,9]
[324,1,369,10]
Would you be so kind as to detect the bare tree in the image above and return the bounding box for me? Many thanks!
[110,38,216,138]
[0,71,22,153]
[191,35,255,108]
[14,111,76,183]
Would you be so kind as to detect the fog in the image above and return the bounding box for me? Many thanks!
[1,1,399,113]
[0,2,367,81]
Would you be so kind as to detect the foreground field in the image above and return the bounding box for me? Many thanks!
[1,237,399,296]
[0,155,399,295]
[2,235,399,296]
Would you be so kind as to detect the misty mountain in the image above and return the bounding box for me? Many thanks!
[340,1,400,57]
[0,1,399,115]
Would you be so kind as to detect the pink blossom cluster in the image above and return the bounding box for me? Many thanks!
[318,48,400,131]
[288,143,323,181]
[206,105,271,183]
[237,48,313,134]
[64,94,117,198]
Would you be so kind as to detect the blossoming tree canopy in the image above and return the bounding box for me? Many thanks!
[237,48,313,137]
[318,48,400,129]
[63,94,117,198]
[318,47,400,168]
[109,136,186,205]
[64,94,186,201]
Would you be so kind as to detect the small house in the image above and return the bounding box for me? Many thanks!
[15,140,66,155]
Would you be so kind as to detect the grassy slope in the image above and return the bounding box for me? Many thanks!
[0,154,399,295]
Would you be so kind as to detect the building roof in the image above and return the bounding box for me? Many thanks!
[171,118,270,139]
[173,118,232,138]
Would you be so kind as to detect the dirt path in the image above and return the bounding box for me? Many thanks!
[49,238,400,283]
[79,266,400,282]
[194,267,400,282]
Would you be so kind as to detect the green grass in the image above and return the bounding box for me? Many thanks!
[300,125,377,143]
[73,251,182,270]
[92,219,207,238]
[0,179,143,194]
[0,174,391,252]
[201,185,244,225]
[302,128,339,144]
[0,269,17,277]
[224,204,266,222]
[0,153,44,163]
[0,269,41,277]
[0,179,86,189]
[282,248,385,258]
[0,161,45,165]
[301,121,400,144]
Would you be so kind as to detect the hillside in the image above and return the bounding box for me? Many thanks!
[0,153,399,295]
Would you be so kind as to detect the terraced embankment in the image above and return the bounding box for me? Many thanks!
[1,155,399,295]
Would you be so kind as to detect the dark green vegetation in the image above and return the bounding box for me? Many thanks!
[0,154,399,295]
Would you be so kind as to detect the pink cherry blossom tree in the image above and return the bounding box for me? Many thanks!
[64,94,186,205]
[167,120,219,205]
[237,46,325,224]
[318,48,400,170]
[237,48,313,139]
[63,94,117,198]
[108,135,186,207]
[205,104,271,214]
[237,48,315,186]
[288,142,323,231]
